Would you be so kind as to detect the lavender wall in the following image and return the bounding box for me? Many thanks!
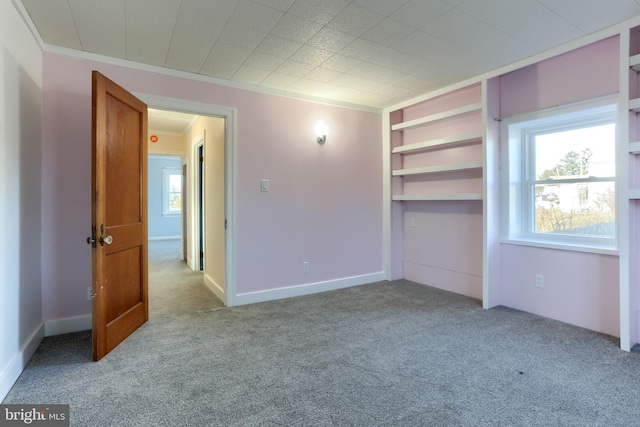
[1,0,43,399]
[41,53,382,321]
[499,36,620,336]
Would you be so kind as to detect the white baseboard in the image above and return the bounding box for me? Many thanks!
[204,274,225,303]
[148,236,180,241]
[233,272,386,306]
[0,323,44,401]
[44,314,92,337]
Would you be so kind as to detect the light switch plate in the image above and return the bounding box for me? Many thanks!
[261,179,269,192]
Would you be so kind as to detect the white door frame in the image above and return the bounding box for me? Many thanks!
[135,92,237,307]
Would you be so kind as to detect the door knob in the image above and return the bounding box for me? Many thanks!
[98,224,112,246]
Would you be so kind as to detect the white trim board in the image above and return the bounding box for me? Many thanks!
[0,323,44,401]
[44,314,92,336]
[134,93,237,308]
[233,272,385,306]
[148,236,180,241]
[204,274,225,303]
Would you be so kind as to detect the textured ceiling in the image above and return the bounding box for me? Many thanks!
[17,0,640,109]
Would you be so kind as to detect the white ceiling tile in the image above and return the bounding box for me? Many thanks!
[19,0,640,108]
[125,0,181,66]
[551,0,640,33]
[449,21,534,63]
[270,13,323,43]
[484,2,583,50]
[216,25,267,50]
[287,0,349,25]
[227,0,284,33]
[255,35,303,58]
[165,0,236,72]
[201,42,252,73]
[393,74,429,89]
[393,30,450,60]
[361,18,416,47]
[422,9,483,41]
[243,51,286,70]
[347,62,397,83]
[259,71,300,89]
[306,27,355,53]
[339,38,388,61]
[320,54,363,72]
[21,0,82,49]
[365,48,434,74]
[331,74,384,92]
[289,45,334,66]
[287,77,325,94]
[253,0,296,12]
[389,0,454,29]
[351,0,409,17]
[455,0,529,22]
[303,67,342,82]
[275,59,316,76]
[200,59,242,79]
[326,4,384,37]
[68,0,126,57]
[233,65,272,84]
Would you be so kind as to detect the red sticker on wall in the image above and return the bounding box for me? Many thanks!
[150,135,158,143]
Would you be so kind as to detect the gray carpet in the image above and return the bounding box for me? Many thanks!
[4,240,640,426]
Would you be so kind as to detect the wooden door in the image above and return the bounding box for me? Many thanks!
[91,71,148,361]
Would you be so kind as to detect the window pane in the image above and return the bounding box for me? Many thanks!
[534,123,615,179]
[534,182,615,238]
[169,174,181,192]
[168,193,181,212]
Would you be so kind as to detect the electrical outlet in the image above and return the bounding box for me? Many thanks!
[303,261,309,273]
[410,218,416,227]
[87,287,92,301]
[535,274,544,289]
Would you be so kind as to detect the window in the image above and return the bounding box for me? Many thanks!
[503,99,616,250]
[163,168,182,216]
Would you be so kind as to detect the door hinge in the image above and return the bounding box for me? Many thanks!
[225,219,227,230]
[199,156,204,163]
[200,251,204,259]
[86,226,97,248]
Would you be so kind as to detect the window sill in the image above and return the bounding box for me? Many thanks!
[500,238,618,256]
[162,213,181,218]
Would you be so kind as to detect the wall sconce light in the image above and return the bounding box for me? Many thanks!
[314,121,329,144]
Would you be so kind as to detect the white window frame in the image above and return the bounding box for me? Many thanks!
[162,167,181,217]
[501,96,617,253]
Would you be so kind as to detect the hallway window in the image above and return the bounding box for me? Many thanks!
[162,167,181,216]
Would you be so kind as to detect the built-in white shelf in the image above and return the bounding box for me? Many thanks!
[630,98,640,113]
[392,193,483,201]
[392,132,483,155]
[630,142,640,154]
[391,103,482,132]
[392,161,482,177]
[630,54,640,72]
[629,189,640,200]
